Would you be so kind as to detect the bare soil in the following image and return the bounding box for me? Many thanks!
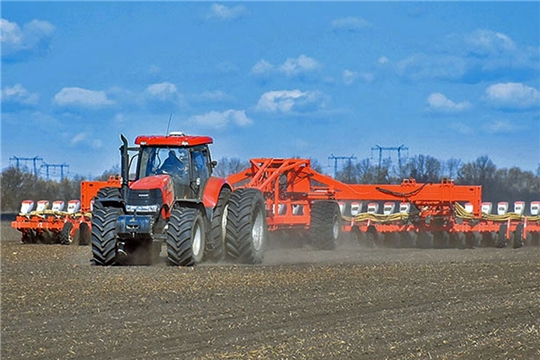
[2,221,539,359]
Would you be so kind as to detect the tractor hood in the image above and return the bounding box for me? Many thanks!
[127,175,174,212]
[130,175,172,191]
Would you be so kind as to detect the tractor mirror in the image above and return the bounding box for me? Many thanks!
[211,160,218,168]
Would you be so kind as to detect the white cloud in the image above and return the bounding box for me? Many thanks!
[70,132,102,149]
[148,64,161,74]
[189,109,253,129]
[53,87,114,108]
[440,29,538,81]
[342,70,374,85]
[251,59,274,75]
[251,55,321,78]
[208,3,247,20]
[485,82,540,109]
[1,84,39,105]
[449,122,473,135]
[256,90,326,114]
[145,82,178,101]
[331,16,371,32]
[1,18,23,45]
[113,113,127,124]
[485,120,514,133]
[378,56,389,65]
[71,132,86,145]
[465,29,516,56]
[426,93,471,113]
[280,55,321,77]
[397,54,467,82]
[193,90,231,102]
[1,18,55,58]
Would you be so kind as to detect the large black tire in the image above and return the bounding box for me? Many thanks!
[433,231,450,249]
[225,188,267,264]
[205,187,231,262]
[450,232,466,248]
[59,222,74,245]
[481,232,496,247]
[513,223,524,248]
[385,232,401,248]
[76,222,91,246]
[309,201,342,250]
[496,223,508,248]
[39,230,55,244]
[400,231,417,248]
[92,207,121,266]
[465,232,480,249]
[166,207,206,266]
[21,230,38,244]
[417,231,434,248]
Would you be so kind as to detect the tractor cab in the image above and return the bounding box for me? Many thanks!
[131,133,214,201]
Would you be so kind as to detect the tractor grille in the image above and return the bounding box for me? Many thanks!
[126,189,163,206]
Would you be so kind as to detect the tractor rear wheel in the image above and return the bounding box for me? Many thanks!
[206,187,231,262]
[92,207,121,266]
[309,201,342,250]
[166,207,206,266]
[59,222,74,245]
[225,188,267,264]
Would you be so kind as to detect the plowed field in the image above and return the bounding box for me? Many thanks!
[2,221,539,359]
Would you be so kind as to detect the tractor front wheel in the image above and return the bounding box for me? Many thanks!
[91,207,121,266]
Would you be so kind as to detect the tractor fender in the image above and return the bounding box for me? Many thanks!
[172,199,210,223]
[95,196,125,210]
[202,177,231,209]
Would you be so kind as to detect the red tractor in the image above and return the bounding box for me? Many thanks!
[91,132,267,266]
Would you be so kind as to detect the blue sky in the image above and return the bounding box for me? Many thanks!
[1,1,539,179]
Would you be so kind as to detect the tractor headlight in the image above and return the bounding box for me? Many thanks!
[126,204,159,213]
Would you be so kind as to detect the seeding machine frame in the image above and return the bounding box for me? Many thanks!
[228,158,540,248]
[11,176,121,245]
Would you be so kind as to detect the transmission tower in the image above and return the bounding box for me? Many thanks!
[328,154,357,177]
[371,145,409,169]
[9,156,44,176]
[41,163,70,180]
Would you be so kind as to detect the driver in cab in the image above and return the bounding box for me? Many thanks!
[159,150,187,178]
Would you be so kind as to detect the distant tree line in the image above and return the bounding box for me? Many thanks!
[1,155,539,212]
